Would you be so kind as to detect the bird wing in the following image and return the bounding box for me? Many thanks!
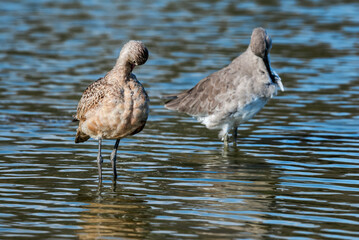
[165,64,238,116]
[74,77,108,121]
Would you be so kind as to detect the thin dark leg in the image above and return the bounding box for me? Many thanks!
[110,139,120,180]
[233,127,238,146]
[97,138,103,183]
[223,133,229,149]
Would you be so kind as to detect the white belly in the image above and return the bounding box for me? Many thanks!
[197,97,268,139]
[233,97,267,124]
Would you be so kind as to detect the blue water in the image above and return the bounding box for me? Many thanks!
[0,0,359,239]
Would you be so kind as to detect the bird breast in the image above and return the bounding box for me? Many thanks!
[83,80,149,140]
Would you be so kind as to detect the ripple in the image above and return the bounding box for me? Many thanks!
[1,0,359,239]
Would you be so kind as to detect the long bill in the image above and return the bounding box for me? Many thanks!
[264,53,284,92]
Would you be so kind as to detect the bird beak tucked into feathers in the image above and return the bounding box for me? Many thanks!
[263,53,284,92]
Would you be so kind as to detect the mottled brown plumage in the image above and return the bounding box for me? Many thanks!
[165,28,284,146]
[74,40,149,181]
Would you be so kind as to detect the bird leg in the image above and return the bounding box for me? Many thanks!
[220,125,230,147]
[97,138,103,182]
[233,127,238,146]
[223,133,229,147]
[110,139,120,180]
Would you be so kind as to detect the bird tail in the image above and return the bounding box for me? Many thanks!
[164,98,180,110]
[163,86,195,111]
[72,114,79,122]
[163,89,194,110]
[75,129,90,143]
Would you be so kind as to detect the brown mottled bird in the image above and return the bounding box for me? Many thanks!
[74,40,149,181]
[165,28,284,146]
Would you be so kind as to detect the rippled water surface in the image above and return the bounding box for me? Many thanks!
[1,0,359,239]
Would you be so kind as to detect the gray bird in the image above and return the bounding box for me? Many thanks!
[165,27,284,146]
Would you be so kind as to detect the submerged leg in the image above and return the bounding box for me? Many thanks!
[220,124,230,147]
[110,139,120,179]
[223,133,229,147]
[97,138,103,182]
[233,127,238,146]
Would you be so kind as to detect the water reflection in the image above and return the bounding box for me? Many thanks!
[76,190,151,239]
[75,150,279,239]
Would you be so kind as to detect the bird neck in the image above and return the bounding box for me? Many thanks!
[107,62,132,83]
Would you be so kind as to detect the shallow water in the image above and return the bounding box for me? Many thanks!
[1,0,359,239]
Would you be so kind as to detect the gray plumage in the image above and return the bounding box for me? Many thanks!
[165,27,284,145]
